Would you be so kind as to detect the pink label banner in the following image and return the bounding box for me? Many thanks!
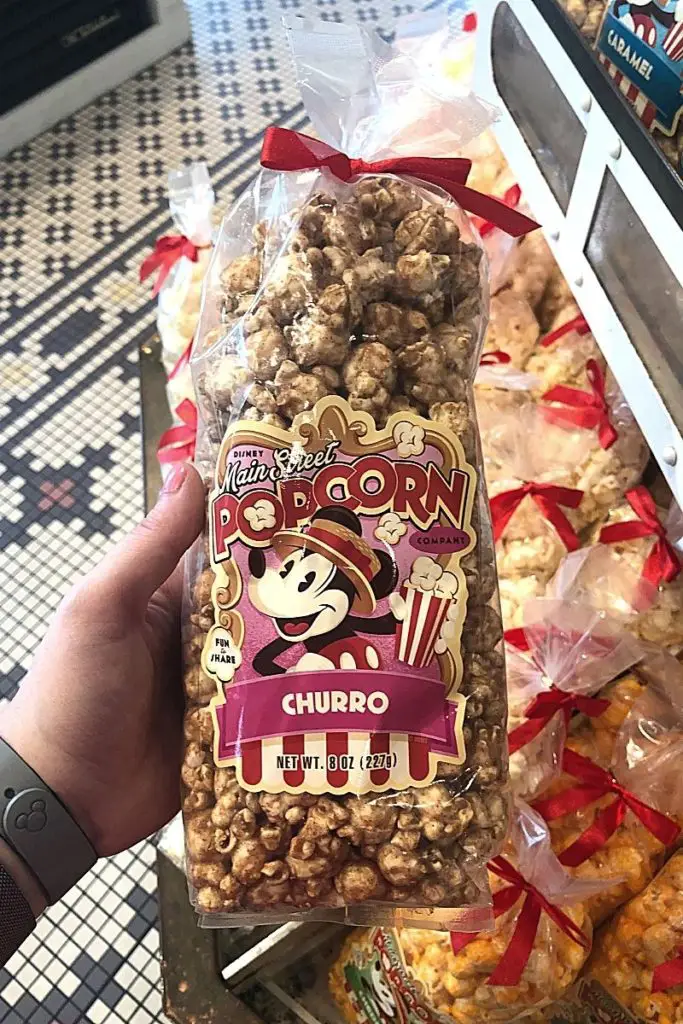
[214,670,461,760]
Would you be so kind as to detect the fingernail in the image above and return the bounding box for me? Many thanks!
[160,463,188,495]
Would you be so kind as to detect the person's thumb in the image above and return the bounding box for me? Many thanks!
[87,463,206,609]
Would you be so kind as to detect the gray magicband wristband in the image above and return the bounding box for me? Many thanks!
[0,739,97,904]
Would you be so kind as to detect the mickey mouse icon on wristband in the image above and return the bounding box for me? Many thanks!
[247,506,404,676]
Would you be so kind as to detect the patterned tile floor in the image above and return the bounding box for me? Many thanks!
[0,0,434,1019]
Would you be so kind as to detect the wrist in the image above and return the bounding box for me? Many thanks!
[0,701,98,851]
[0,709,97,905]
[0,839,46,918]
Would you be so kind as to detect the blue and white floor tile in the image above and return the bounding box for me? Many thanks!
[0,0,445,1017]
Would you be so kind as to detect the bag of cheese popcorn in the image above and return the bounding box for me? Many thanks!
[180,16,538,927]
[329,802,605,1024]
[505,599,641,803]
[533,651,683,926]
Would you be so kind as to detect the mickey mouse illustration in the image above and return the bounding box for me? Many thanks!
[614,0,683,46]
[247,507,400,676]
[358,953,408,1024]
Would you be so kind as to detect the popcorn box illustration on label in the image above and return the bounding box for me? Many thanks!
[597,0,683,166]
[202,397,476,795]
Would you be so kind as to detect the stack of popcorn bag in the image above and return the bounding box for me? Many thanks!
[504,598,641,803]
[329,802,606,1024]
[140,163,216,469]
[550,486,683,650]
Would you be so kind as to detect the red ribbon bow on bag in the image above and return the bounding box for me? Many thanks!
[157,399,198,465]
[480,350,512,366]
[599,486,681,589]
[533,749,680,867]
[542,360,619,450]
[260,127,539,238]
[450,856,589,986]
[477,184,522,238]
[508,687,609,755]
[168,337,194,381]
[490,482,584,550]
[504,627,530,651]
[140,235,200,297]
[540,314,590,348]
[652,948,683,993]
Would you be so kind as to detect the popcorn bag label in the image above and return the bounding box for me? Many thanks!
[343,929,446,1024]
[547,981,642,1024]
[202,396,475,795]
[597,0,683,163]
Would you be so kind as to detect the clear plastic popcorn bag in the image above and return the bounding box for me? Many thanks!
[532,651,683,927]
[504,598,641,803]
[180,15,537,927]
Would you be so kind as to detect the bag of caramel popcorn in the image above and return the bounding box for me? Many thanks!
[541,364,649,528]
[525,308,604,396]
[329,802,606,1024]
[180,16,538,926]
[480,402,593,586]
[550,489,683,651]
[505,599,641,803]
[533,651,683,927]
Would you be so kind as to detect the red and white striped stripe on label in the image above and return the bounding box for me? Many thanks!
[395,586,452,668]
[598,53,658,128]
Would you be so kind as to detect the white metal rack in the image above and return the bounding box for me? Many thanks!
[474,0,683,506]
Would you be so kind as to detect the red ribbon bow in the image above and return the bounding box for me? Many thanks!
[508,687,610,755]
[490,481,584,551]
[157,399,198,465]
[260,127,539,238]
[168,336,194,381]
[478,184,522,238]
[533,749,680,867]
[652,947,683,993]
[542,360,618,450]
[599,486,681,589]
[504,627,529,651]
[140,235,200,297]
[540,314,590,349]
[480,350,512,366]
[450,856,589,986]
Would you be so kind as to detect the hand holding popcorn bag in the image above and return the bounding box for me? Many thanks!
[505,599,641,803]
[533,659,683,926]
[181,16,538,927]
[329,802,605,1024]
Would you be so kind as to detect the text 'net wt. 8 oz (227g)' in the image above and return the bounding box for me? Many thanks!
[179,16,538,928]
